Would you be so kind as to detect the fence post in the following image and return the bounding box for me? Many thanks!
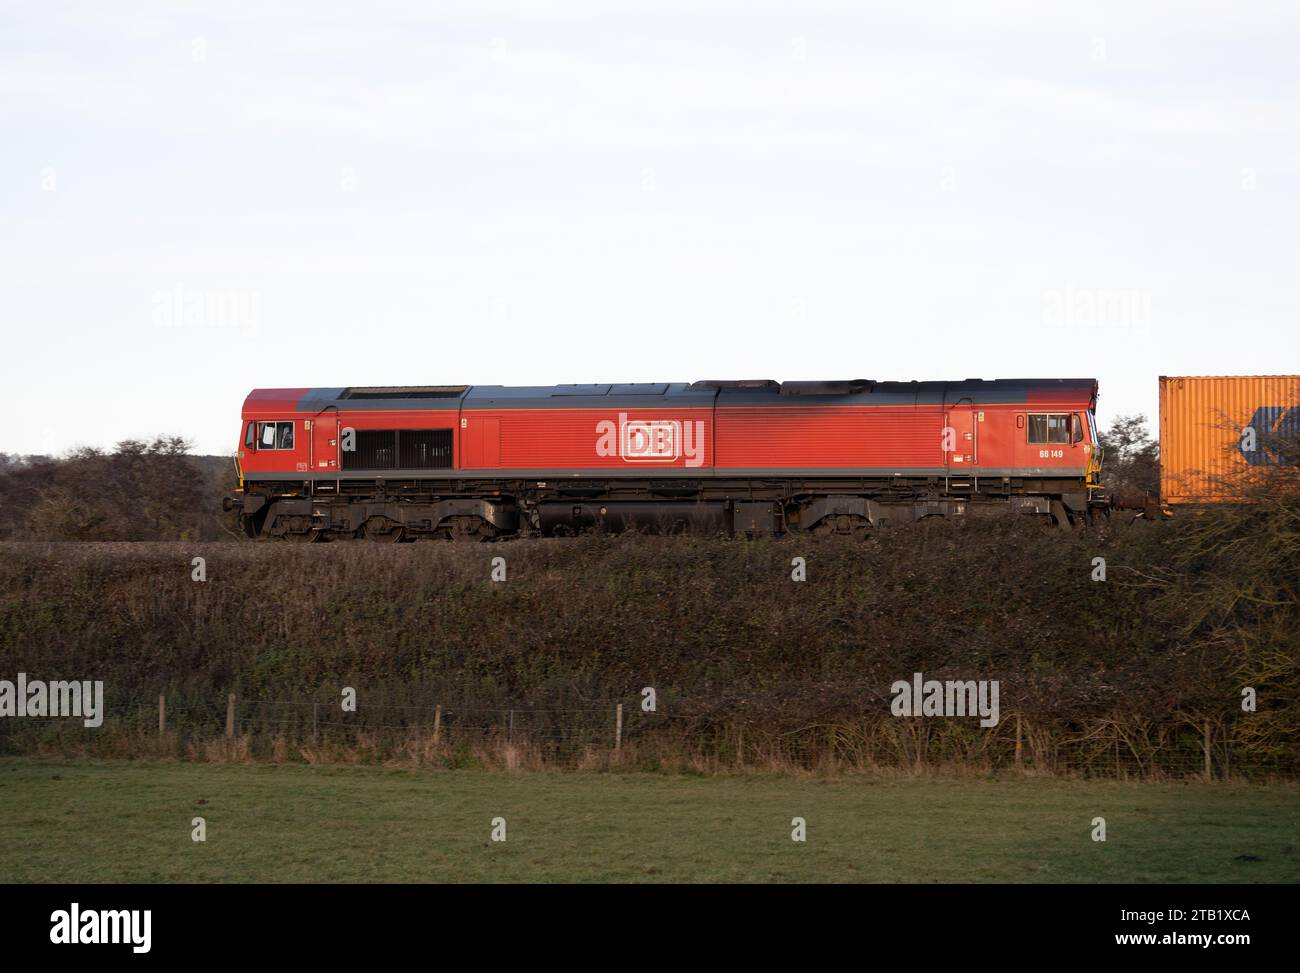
[433,704,442,744]
[508,709,514,745]
[226,693,236,739]
[312,702,318,744]
[1203,719,1212,782]
[615,703,623,752]
[158,694,165,737]
[1014,714,1023,771]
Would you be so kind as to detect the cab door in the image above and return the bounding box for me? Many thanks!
[945,404,978,471]
[311,410,339,472]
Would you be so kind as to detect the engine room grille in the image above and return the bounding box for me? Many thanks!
[341,386,467,400]
[341,429,453,470]
[400,429,454,469]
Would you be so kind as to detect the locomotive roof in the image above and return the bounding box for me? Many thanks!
[247,378,1097,413]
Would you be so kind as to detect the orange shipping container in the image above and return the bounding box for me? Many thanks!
[1158,375,1300,503]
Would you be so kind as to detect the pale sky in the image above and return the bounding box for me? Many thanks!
[2,1,1298,456]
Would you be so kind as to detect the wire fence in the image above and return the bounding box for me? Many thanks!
[3,693,1296,780]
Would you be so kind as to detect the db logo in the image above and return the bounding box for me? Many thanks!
[596,412,705,467]
[622,419,680,461]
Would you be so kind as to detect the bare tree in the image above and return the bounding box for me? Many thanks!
[1098,413,1160,502]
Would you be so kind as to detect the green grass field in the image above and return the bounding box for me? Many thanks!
[1,758,1296,883]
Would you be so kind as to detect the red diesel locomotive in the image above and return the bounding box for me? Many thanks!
[226,378,1105,540]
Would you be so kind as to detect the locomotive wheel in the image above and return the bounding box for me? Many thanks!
[267,515,320,542]
[441,515,496,542]
[361,518,405,543]
[811,514,871,538]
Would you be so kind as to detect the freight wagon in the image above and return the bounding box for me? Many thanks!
[1159,375,1300,504]
[225,378,1105,540]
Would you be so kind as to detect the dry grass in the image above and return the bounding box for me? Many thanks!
[1,468,1298,778]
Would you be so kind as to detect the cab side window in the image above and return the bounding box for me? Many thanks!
[256,421,296,450]
[1027,413,1071,444]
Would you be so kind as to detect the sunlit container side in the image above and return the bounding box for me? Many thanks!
[1158,375,1300,503]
